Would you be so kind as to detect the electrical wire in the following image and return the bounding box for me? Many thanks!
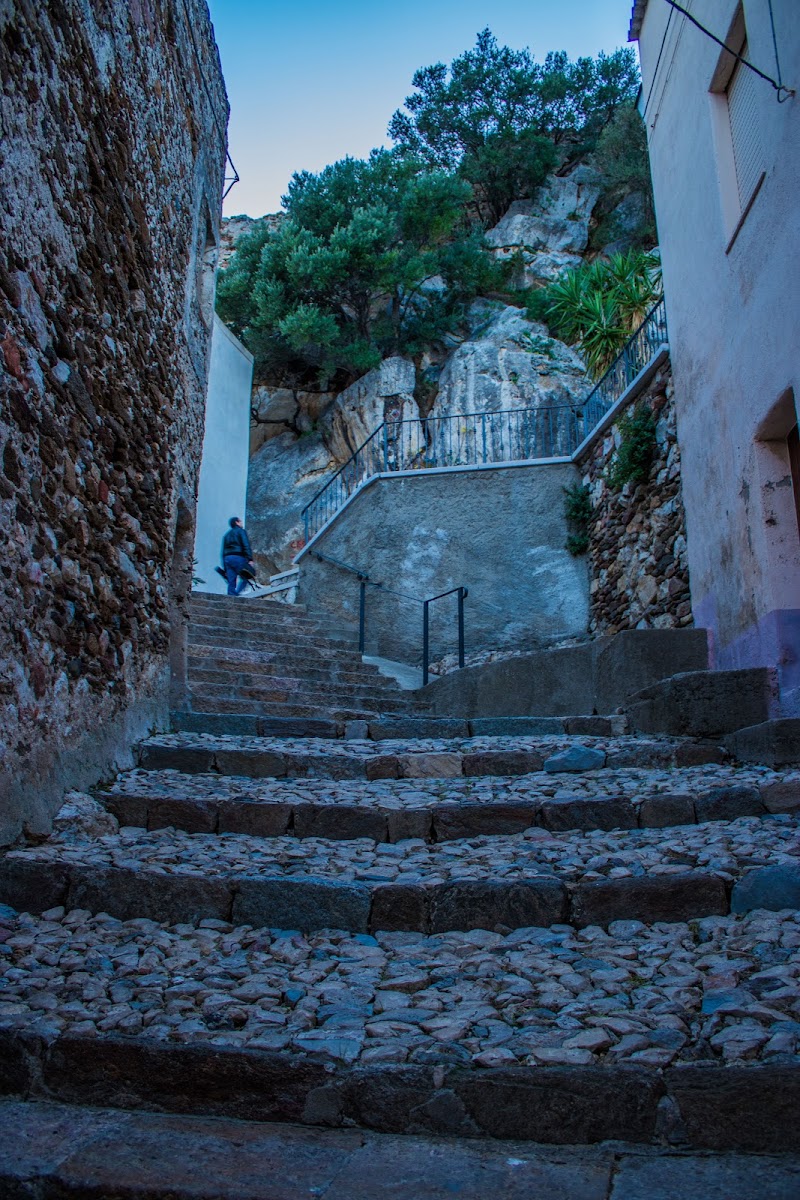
[661,0,795,101]
[641,2,675,122]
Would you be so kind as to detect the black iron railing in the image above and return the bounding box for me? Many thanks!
[301,299,668,542]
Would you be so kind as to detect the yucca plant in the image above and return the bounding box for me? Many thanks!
[575,291,626,378]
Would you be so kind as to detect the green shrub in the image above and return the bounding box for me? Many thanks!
[564,482,591,556]
[606,403,657,490]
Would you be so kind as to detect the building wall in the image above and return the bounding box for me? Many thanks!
[633,0,800,710]
[193,316,254,594]
[297,463,589,666]
[577,364,693,636]
[0,0,228,843]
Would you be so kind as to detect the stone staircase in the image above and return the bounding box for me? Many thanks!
[177,593,417,735]
[2,616,800,1193]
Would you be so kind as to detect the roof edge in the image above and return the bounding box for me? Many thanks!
[628,0,650,41]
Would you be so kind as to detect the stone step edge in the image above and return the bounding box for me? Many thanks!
[103,781,778,843]
[144,734,728,776]
[0,856,735,935]
[1,1029,798,1152]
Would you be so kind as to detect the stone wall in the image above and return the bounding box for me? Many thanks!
[297,462,589,665]
[577,365,693,636]
[0,0,227,843]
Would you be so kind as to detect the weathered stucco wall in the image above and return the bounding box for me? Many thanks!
[0,0,227,842]
[577,365,693,635]
[635,0,800,711]
[193,316,254,594]
[297,463,589,666]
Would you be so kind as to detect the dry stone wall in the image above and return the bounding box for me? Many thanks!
[0,0,227,843]
[578,366,693,636]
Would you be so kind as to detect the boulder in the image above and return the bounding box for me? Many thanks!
[731,864,800,914]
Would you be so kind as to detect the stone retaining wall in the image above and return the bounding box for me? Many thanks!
[577,365,693,636]
[0,0,227,842]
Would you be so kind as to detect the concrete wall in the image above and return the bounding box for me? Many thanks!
[194,316,254,593]
[633,0,800,712]
[0,0,227,843]
[297,463,589,666]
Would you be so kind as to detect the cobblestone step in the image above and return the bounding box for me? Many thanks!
[138,731,730,779]
[2,813,798,932]
[2,906,800,1153]
[190,679,409,704]
[101,764,799,842]
[188,621,356,648]
[188,663,394,687]
[7,1101,799,1200]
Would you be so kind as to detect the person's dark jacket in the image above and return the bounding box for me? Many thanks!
[221,525,253,561]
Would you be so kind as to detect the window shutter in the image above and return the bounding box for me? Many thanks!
[727,44,763,209]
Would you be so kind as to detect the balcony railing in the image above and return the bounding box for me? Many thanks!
[302,298,667,543]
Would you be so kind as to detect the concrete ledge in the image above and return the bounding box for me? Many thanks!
[2,1034,800,1151]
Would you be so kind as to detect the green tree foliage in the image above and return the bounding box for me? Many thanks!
[592,104,657,248]
[530,250,662,378]
[564,482,592,555]
[387,30,637,226]
[216,150,499,386]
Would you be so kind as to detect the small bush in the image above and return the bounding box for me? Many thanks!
[564,482,591,556]
[606,403,657,490]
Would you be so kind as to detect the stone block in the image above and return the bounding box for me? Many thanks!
[461,750,543,776]
[429,879,568,933]
[625,669,778,738]
[0,1029,40,1098]
[257,717,340,739]
[451,1065,661,1144]
[233,877,371,933]
[365,756,401,781]
[759,778,800,813]
[636,793,696,828]
[42,1035,331,1125]
[137,744,216,774]
[386,809,433,842]
[293,804,387,843]
[544,746,606,773]
[593,628,709,714]
[572,872,728,928]
[66,865,232,925]
[369,885,429,932]
[674,741,728,767]
[102,794,148,828]
[213,749,287,779]
[0,857,69,914]
[399,753,463,779]
[148,796,217,833]
[564,717,621,736]
[726,720,800,767]
[694,786,764,824]
[730,864,800,914]
[369,719,469,741]
[170,713,260,737]
[664,1065,800,1151]
[468,717,565,735]
[217,800,292,837]
[434,803,540,841]
[541,796,636,832]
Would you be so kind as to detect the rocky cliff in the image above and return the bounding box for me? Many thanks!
[233,164,639,576]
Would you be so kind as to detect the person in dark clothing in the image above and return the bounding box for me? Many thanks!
[221,517,255,596]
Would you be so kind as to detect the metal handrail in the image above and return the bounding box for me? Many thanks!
[301,299,667,542]
[423,587,467,686]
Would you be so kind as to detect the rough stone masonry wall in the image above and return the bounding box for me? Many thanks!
[577,365,693,636]
[0,0,227,843]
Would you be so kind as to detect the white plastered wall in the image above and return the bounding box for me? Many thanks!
[635,0,800,709]
[193,315,254,593]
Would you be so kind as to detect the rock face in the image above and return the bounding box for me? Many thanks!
[430,304,590,430]
[0,0,227,844]
[484,165,603,287]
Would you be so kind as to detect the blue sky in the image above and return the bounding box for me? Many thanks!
[209,0,638,217]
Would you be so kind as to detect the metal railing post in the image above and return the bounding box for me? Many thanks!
[382,422,389,471]
[358,580,366,654]
[457,587,466,669]
[422,600,430,687]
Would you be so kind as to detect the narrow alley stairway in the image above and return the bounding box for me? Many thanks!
[1,596,800,1196]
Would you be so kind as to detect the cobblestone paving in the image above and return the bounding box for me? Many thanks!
[2,904,799,1069]
[108,763,800,813]
[10,814,800,885]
